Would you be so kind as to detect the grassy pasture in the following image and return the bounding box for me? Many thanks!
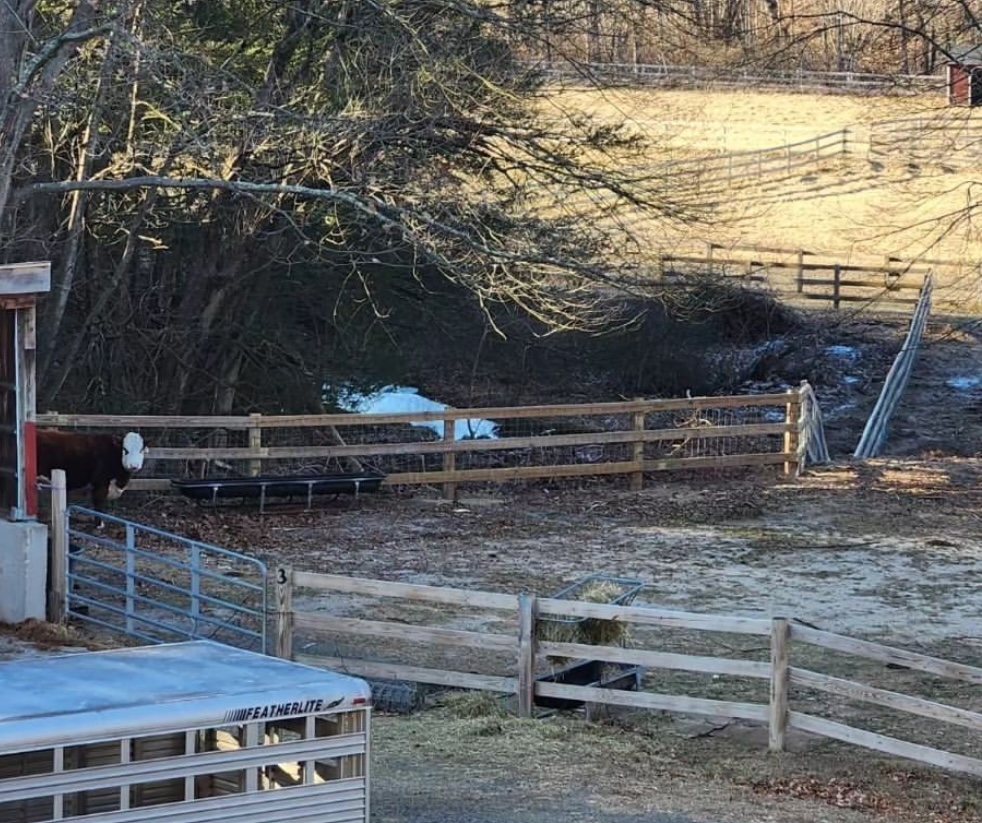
[539,85,982,267]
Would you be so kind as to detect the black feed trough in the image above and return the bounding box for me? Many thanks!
[171,472,386,513]
[535,659,645,711]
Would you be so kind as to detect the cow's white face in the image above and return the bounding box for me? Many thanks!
[122,432,147,471]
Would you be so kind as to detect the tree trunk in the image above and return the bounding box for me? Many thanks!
[40,22,123,380]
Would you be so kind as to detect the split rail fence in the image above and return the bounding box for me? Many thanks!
[631,130,850,197]
[534,61,943,96]
[534,130,849,233]
[654,245,931,311]
[869,117,982,166]
[275,568,982,779]
[38,387,821,497]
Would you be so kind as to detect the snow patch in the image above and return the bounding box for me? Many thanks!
[946,376,982,391]
[826,345,859,360]
[333,385,499,440]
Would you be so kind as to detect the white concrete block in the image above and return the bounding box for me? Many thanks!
[0,520,48,623]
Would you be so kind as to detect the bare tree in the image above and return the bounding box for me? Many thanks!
[5,0,705,413]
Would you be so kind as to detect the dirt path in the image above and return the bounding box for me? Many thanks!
[370,710,882,823]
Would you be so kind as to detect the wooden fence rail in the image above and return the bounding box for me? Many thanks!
[655,251,930,310]
[869,118,982,166]
[644,241,978,312]
[788,622,982,777]
[691,241,973,281]
[651,129,849,193]
[537,129,850,223]
[39,388,822,495]
[274,568,982,778]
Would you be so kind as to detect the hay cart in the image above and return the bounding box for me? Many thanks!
[535,574,647,711]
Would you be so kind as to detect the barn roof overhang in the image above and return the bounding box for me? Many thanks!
[946,44,982,65]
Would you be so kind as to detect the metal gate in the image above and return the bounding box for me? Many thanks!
[65,506,269,653]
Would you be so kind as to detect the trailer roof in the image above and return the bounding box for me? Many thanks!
[0,641,371,751]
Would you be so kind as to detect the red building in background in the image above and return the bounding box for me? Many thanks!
[947,45,982,106]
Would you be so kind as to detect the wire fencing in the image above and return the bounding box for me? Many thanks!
[37,389,820,496]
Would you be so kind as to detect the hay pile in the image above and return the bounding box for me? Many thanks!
[7,618,110,651]
[537,581,630,666]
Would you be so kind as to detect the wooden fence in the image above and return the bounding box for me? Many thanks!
[38,387,819,495]
[649,129,849,195]
[274,568,982,778]
[539,129,849,222]
[649,241,981,312]
[869,117,982,166]
[853,273,934,458]
[534,61,943,96]
[654,246,929,311]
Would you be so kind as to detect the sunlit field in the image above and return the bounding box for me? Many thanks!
[538,84,982,266]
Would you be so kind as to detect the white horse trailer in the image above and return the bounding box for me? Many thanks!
[0,641,372,822]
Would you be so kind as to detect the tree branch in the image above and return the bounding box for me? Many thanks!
[11,22,115,100]
[16,175,644,288]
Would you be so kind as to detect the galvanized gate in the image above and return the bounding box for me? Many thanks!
[64,506,269,653]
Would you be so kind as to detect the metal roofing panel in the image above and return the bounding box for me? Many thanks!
[948,44,982,64]
[0,641,371,751]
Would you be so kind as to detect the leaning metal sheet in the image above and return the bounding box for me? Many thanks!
[0,640,371,751]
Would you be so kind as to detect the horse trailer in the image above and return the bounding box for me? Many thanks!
[0,640,372,822]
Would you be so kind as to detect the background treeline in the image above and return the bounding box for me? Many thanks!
[522,0,975,74]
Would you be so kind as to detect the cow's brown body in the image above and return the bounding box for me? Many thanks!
[37,430,135,511]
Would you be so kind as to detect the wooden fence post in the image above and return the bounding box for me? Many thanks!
[630,405,645,492]
[247,413,263,477]
[517,594,537,718]
[832,264,842,309]
[796,250,805,294]
[47,469,67,623]
[783,390,801,476]
[769,617,791,752]
[274,565,294,660]
[441,418,457,501]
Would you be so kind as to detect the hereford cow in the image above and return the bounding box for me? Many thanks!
[37,430,147,511]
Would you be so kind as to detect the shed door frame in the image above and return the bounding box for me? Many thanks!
[971,66,982,106]
[0,303,38,520]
